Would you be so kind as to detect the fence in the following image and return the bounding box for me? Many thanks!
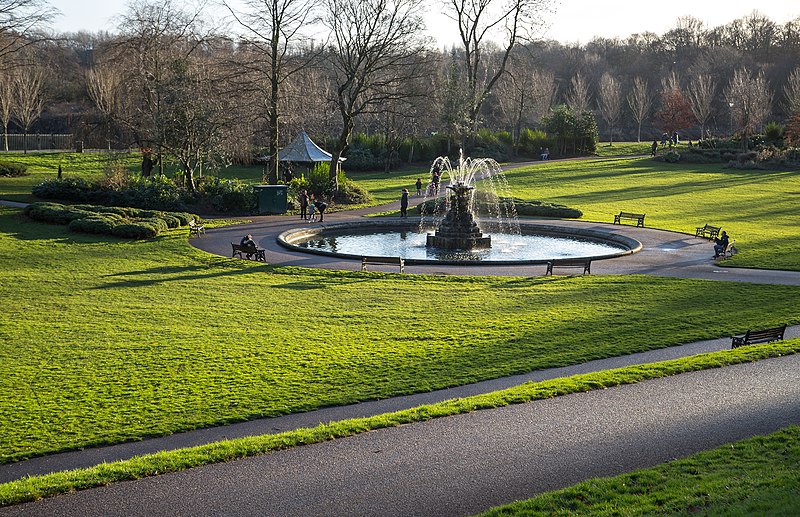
[1,134,75,152]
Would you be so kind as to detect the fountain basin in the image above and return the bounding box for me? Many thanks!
[278,220,642,265]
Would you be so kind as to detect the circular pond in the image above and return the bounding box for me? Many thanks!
[278,221,641,265]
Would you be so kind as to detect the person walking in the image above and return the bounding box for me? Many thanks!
[299,190,309,220]
[415,178,422,196]
[651,139,658,157]
[400,188,409,218]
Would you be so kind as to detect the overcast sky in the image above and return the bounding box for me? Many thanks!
[51,0,800,46]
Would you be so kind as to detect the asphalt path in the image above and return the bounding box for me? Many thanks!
[4,354,799,517]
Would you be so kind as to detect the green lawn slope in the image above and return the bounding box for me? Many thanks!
[2,206,800,463]
[481,425,800,516]
[502,157,800,270]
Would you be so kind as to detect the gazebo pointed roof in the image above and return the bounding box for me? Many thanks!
[277,130,343,162]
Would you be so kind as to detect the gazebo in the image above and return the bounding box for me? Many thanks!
[266,130,343,183]
[277,130,342,164]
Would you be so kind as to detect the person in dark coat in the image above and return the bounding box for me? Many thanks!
[714,231,729,257]
[415,178,422,196]
[316,199,328,222]
[299,190,309,220]
[651,139,658,156]
[400,188,409,217]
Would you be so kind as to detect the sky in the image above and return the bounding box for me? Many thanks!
[51,0,800,45]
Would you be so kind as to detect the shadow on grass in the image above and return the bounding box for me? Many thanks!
[92,262,273,289]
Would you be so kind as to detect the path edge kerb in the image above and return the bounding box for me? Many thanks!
[277,219,642,266]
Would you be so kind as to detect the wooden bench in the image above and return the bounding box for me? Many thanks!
[613,211,645,227]
[545,258,591,276]
[695,224,721,239]
[714,239,736,259]
[731,324,787,348]
[361,256,405,273]
[188,219,205,237]
[231,242,266,262]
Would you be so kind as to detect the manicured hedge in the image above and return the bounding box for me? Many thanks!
[25,202,198,239]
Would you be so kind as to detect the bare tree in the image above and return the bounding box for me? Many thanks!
[725,67,772,148]
[0,0,57,66]
[597,72,621,145]
[566,72,591,114]
[0,67,13,150]
[626,77,651,142]
[783,66,800,115]
[686,74,716,140]
[445,0,552,136]
[324,0,427,190]
[225,0,319,183]
[495,65,554,148]
[12,66,44,153]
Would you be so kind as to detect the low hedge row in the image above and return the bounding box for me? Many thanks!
[411,197,582,219]
[0,161,28,177]
[24,202,197,239]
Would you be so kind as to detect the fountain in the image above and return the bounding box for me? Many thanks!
[426,182,491,249]
[278,152,641,264]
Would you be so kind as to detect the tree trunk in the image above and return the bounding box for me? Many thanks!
[329,118,354,192]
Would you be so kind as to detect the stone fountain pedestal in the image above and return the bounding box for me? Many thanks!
[426,183,491,250]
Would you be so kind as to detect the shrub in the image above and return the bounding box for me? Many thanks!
[68,215,122,235]
[665,151,680,163]
[518,129,552,158]
[24,202,195,239]
[197,177,256,213]
[32,177,94,201]
[0,161,27,177]
[24,202,95,225]
[336,177,374,205]
[763,121,784,144]
[511,199,583,218]
[112,223,159,239]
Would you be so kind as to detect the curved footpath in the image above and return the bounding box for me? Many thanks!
[2,161,800,513]
[190,199,800,285]
[4,354,799,516]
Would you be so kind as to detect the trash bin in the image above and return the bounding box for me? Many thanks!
[253,185,288,214]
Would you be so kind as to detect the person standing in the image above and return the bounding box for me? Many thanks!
[651,139,658,157]
[415,178,422,196]
[299,190,309,220]
[400,188,409,218]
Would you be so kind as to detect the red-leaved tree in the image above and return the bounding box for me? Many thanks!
[655,89,696,138]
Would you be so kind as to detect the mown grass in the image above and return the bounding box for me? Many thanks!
[502,157,800,270]
[0,341,797,507]
[593,141,655,157]
[0,152,140,202]
[2,206,800,463]
[480,424,800,516]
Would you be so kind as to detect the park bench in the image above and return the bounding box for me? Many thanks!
[695,224,721,239]
[231,242,266,262]
[613,211,645,227]
[188,219,205,237]
[361,256,405,273]
[545,258,591,276]
[731,324,787,348]
[714,240,736,259]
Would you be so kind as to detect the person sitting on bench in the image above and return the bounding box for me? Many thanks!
[713,231,729,257]
[240,234,257,258]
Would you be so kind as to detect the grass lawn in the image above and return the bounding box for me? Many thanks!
[500,157,800,270]
[2,206,800,463]
[0,152,140,203]
[1,341,797,506]
[593,141,655,157]
[481,425,800,516]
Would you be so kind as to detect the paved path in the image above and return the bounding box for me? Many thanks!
[4,354,799,516]
[4,325,797,484]
[189,202,800,286]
